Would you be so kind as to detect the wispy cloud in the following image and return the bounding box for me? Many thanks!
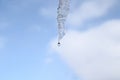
[68,0,117,27]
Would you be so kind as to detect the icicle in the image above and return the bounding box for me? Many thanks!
[57,0,70,45]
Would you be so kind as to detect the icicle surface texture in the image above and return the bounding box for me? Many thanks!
[57,0,70,43]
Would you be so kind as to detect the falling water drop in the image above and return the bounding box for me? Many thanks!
[57,42,61,47]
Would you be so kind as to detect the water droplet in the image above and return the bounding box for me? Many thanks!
[57,42,61,47]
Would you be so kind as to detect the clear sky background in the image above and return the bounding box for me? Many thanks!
[0,0,120,80]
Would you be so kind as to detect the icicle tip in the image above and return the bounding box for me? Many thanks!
[57,42,61,47]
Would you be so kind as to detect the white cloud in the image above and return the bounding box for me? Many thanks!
[68,0,117,26]
[50,19,120,80]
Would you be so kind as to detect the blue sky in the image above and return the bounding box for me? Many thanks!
[0,0,79,80]
[0,0,120,80]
